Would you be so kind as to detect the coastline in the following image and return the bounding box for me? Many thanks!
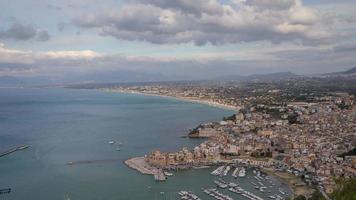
[261,168,314,199]
[110,88,298,198]
[102,89,240,112]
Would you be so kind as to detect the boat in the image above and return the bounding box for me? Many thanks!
[214,180,228,189]
[279,188,286,195]
[238,167,246,177]
[260,186,266,192]
[223,166,231,176]
[116,148,121,151]
[232,167,239,178]
[108,141,115,144]
[211,166,225,176]
[18,145,30,150]
[228,182,238,187]
[164,171,173,176]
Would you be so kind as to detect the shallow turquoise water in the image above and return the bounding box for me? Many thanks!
[0,88,290,200]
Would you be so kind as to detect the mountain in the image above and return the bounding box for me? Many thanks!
[317,66,356,77]
[341,67,356,74]
[216,71,300,81]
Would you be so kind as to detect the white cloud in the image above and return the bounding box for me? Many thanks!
[72,0,336,46]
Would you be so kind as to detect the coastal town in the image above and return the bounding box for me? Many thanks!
[110,77,356,200]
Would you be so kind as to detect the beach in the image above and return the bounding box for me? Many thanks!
[104,88,241,112]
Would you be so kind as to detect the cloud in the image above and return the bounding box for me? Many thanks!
[244,0,296,10]
[0,62,34,72]
[72,0,335,46]
[1,42,356,79]
[0,22,51,41]
[333,41,356,52]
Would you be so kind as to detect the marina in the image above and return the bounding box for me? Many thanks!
[178,191,202,200]
[202,166,290,200]
[203,188,234,200]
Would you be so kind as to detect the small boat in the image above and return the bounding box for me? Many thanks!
[238,167,246,177]
[108,141,115,144]
[279,188,286,195]
[164,172,173,176]
[116,148,121,151]
[232,167,239,178]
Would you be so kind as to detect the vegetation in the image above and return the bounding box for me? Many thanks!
[339,148,356,157]
[332,178,356,200]
[292,178,356,200]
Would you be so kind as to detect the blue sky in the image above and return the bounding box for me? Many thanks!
[0,0,355,82]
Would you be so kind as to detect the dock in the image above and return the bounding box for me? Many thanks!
[67,158,121,165]
[125,157,166,181]
[0,188,11,195]
[154,169,166,181]
[0,145,29,158]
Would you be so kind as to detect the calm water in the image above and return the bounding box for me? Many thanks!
[0,88,290,200]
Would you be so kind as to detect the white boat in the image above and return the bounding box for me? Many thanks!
[108,141,115,144]
[279,188,286,195]
[238,167,246,177]
[164,171,173,176]
[232,167,239,178]
[211,166,225,176]
[223,166,231,176]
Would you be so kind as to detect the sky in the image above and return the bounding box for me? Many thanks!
[0,0,356,83]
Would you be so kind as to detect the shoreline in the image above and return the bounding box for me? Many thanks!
[103,89,240,112]
[261,168,314,199]
[112,88,299,197]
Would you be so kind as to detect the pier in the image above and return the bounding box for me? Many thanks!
[0,188,11,195]
[0,145,29,158]
[67,158,121,165]
[124,157,167,181]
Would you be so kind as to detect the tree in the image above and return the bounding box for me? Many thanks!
[294,195,306,200]
[309,190,325,200]
[332,178,356,200]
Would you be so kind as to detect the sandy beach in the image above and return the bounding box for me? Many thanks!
[104,89,240,112]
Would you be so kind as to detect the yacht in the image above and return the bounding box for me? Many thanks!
[238,167,246,177]
[223,166,231,176]
[164,171,173,176]
[232,167,239,178]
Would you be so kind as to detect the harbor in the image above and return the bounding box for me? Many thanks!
[175,166,292,200]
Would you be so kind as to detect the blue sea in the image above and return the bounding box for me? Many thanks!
[0,88,291,200]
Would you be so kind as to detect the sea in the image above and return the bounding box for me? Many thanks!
[0,88,291,200]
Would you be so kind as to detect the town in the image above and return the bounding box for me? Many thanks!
[108,76,356,200]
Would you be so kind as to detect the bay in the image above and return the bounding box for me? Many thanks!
[0,88,290,200]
